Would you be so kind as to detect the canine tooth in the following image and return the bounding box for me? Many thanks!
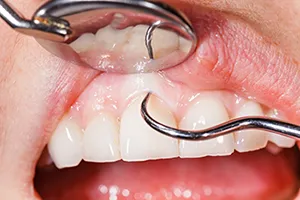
[267,110,295,148]
[179,96,234,158]
[48,117,83,169]
[120,94,178,161]
[69,33,96,53]
[83,112,121,162]
[96,25,132,51]
[124,25,179,59]
[234,101,268,152]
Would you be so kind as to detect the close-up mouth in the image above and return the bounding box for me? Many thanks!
[0,0,300,200]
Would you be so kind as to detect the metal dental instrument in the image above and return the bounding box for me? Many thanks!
[141,93,300,141]
[0,0,197,73]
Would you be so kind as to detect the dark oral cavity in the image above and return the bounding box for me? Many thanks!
[35,148,299,200]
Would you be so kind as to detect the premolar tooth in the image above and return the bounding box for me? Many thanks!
[69,33,96,53]
[179,96,234,158]
[83,112,121,162]
[267,109,295,148]
[234,101,268,152]
[96,25,132,51]
[124,25,179,59]
[48,117,83,169]
[120,93,178,161]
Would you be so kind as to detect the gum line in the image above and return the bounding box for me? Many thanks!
[68,72,248,129]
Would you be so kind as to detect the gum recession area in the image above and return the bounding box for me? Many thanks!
[35,149,299,200]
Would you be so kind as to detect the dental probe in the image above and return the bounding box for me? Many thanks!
[0,0,197,72]
[141,93,300,141]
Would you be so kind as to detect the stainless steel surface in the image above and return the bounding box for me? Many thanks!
[0,0,70,42]
[33,0,196,43]
[141,93,300,141]
[1,0,197,73]
[34,0,197,73]
[145,21,165,60]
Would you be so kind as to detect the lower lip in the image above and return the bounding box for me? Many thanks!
[35,148,299,200]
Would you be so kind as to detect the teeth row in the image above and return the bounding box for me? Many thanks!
[48,94,296,169]
[69,24,191,59]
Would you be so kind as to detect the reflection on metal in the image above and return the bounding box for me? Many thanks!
[141,93,300,141]
[0,0,197,73]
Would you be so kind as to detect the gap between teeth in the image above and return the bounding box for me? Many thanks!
[47,82,296,169]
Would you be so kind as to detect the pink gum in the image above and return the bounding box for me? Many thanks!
[68,72,252,129]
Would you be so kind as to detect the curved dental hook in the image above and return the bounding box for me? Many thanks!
[145,21,162,59]
[145,21,172,60]
[141,93,300,141]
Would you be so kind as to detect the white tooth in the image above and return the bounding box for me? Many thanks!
[267,109,295,148]
[69,33,96,53]
[48,117,83,169]
[179,37,192,54]
[83,112,121,162]
[123,25,151,60]
[234,101,268,152]
[96,25,132,51]
[120,94,178,161]
[151,27,179,58]
[124,25,179,59]
[179,96,234,158]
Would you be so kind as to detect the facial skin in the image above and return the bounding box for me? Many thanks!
[0,0,300,199]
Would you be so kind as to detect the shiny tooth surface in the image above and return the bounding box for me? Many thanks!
[82,112,121,163]
[96,25,132,51]
[48,117,83,169]
[179,37,192,54]
[179,96,235,158]
[120,93,178,161]
[267,109,295,148]
[150,27,179,58]
[69,33,96,53]
[123,25,179,60]
[234,101,268,152]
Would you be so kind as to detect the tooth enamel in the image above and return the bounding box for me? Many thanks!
[120,93,178,161]
[234,101,268,152]
[48,117,83,169]
[69,33,96,53]
[179,37,192,54]
[179,96,234,158]
[267,109,295,148]
[124,25,179,59]
[82,112,121,162]
[151,27,179,58]
[96,25,132,51]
